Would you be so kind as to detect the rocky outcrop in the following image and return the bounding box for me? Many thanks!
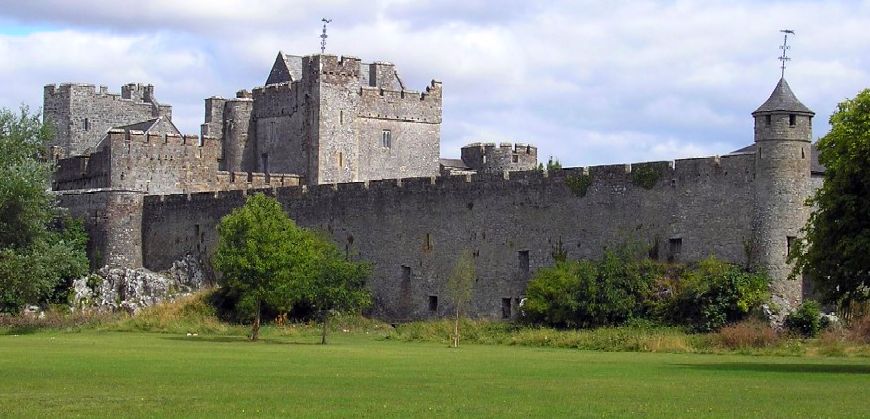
[71,255,208,314]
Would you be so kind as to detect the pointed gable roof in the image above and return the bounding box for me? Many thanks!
[752,78,814,116]
[265,52,303,85]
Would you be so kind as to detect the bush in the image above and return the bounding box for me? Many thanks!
[715,320,780,349]
[659,257,769,332]
[522,251,661,328]
[106,291,243,335]
[785,300,822,338]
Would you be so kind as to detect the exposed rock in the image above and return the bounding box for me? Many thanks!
[763,294,796,329]
[71,255,209,314]
[21,305,44,319]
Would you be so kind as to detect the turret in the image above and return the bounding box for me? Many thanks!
[222,92,255,172]
[751,78,814,308]
[461,142,538,174]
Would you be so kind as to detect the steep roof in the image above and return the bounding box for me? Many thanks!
[752,78,814,116]
[114,117,180,135]
[265,52,303,85]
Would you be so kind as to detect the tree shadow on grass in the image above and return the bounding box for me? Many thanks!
[676,362,870,374]
[159,335,322,346]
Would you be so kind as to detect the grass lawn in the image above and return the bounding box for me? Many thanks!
[0,331,869,417]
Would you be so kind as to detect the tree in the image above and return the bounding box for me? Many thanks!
[306,233,371,344]
[791,89,870,316]
[213,193,317,341]
[537,156,562,172]
[0,106,88,313]
[446,249,475,348]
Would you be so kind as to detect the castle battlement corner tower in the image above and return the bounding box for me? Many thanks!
[751,77,815,307]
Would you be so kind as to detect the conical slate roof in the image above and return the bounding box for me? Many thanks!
[752,78,814,116]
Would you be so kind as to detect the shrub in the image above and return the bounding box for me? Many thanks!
[660,257,769,332]
[523,251,661,328]
[846,314,870,344]
[565,174,593,197]
[106,291,242,335]
[785,300,822,338]
[631,164,662,189]
[716,320,780,349]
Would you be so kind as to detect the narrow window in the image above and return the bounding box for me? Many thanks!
[801,148,806,159]
[482,155,487,164]
[501,298,512,319]
[382,129,392,148]
[401,265,411,282]
[518,250,530,275]
[789,114,796,126]
[340,110,344,125]
[512,155,519,163]
[83,118,90,131]
[261,153,269,173]
[424,233,432,251]
[765,115,771,126]
[668,238,682,262]
[428,296,438,312]
[338,152,343,168]
[787,236,797,257]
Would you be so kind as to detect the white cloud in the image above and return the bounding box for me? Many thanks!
[0,0,868,165]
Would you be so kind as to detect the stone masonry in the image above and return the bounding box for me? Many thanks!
[46,50,821,320]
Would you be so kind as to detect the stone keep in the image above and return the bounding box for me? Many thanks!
[750,78,815,307]
[44,83,173,156]
[204,53,443,184]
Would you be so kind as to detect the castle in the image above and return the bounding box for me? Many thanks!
[45,51,821,320]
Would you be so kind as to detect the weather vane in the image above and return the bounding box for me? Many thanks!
[778,29,795,78]
[320,18,332,54]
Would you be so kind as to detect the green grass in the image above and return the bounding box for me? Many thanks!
[1,331,869,417]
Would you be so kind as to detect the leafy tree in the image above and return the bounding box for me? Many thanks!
[446,249,475,348]
[0,107,88,313]
[306,232,371,344]
[213,193,372,342]
[537,156,562,172]
[213,193,317,341]
[791,89,870,315]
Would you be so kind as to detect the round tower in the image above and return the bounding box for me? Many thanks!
[460,142,538,174]
[751,78,814,308]
[222,92,254,172]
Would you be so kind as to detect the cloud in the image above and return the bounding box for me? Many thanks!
[0,0,868,166]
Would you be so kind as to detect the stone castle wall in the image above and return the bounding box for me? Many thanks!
[52,129,301,195]
[57,190,145,269]
[140,154,757,320]
[44,83,171,156]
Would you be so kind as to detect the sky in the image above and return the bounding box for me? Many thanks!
[0,0,868,165]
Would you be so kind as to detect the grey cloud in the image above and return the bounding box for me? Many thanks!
[0,0,868,166]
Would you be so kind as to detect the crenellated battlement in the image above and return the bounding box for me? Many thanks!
[140,152,755,208]
[104,129,216,149]
[307,54,362,78]
[44,82,174,156]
